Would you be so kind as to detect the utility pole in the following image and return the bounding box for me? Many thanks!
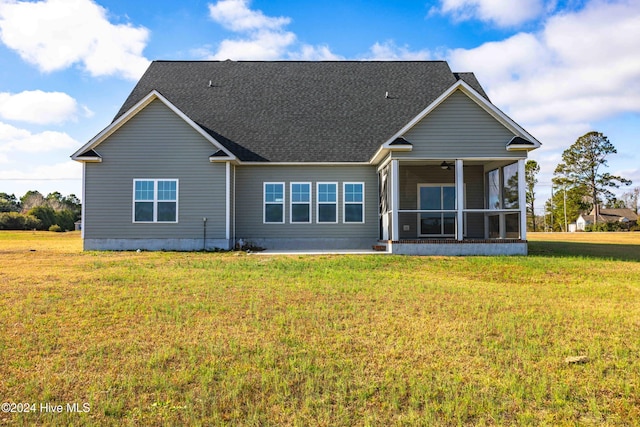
[563,186,568,232]
[550,185,554,232]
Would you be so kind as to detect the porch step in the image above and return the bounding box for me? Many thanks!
[372,243,388,252]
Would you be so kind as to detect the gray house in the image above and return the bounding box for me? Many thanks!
[71,61,540,255]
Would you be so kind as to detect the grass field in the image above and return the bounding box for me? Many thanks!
[1,231,639,426]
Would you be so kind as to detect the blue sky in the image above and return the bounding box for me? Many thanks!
[1,0,638,212]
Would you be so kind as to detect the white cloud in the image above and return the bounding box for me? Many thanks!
[0,90,80,125]
[433,0,547,27]
[448,0,640,154]
[208,0,290,32]
[290,44,343,61]
[364,41,432,60]
[0,0,150,80]
[0,121,78,155]
[205,0,341,60]
[212,30,296,60]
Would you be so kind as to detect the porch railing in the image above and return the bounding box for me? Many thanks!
[388,209,522,240]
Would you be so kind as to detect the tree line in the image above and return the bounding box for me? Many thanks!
[525,131,637,232]
[0,191,81,231]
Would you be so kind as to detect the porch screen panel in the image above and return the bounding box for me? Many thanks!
[379,166,389,214]
[503,163,519,209]
[488,169,500,210]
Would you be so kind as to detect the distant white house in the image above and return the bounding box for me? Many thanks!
[576,208,638,230]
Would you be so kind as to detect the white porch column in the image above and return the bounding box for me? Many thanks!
[391,159,400,241]
[225,162,231,243]
[455,159,464,241]
[518,159,527,240]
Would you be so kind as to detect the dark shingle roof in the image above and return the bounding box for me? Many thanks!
[116,61,488,162]
[453,72,489,100]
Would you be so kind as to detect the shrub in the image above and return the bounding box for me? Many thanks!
[0,212,42,230]
[48,224,62,232]
[585,221,629,232]
[54,209,76,231]
[27,205,57,230]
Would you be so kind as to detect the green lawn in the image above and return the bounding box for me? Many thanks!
[1,231,639,426]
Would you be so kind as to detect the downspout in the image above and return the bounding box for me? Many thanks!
[226,162,231,249]
[81,162,86,240]
[233,164,236,247]
[203,217,207,250]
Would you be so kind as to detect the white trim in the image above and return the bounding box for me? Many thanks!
[389,157,527,163]
[225,162,231,240]
[232,164,236,243]
[74,151,102,163]
[455,159,464,241]
[391,160,399,240]
[290,182,312,224]
[238,161,370,166]
[370,80,541,164]
[71,90,236,161]
[518,159,527,240]
[376,154,393,173]
[132,179,179,223]
[343,182,365,224]
[263,182,285,224]
[316,182,338,224]
[81,162,86,239]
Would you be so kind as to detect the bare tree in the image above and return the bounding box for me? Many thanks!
[621,187,640,214]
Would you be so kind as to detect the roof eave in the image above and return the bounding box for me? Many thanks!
[73,157,102,163]
[369,145,413,165]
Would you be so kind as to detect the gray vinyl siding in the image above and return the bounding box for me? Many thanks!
[395,90,523,159]
[84,99,227,240]
[235,165,378,240]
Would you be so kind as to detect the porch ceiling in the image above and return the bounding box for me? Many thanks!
[395,159,520,168]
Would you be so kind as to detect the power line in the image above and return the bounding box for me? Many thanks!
[0,178,80,181]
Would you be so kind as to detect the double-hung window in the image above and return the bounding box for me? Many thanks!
[290,182,311,223]
[133,179,178,223]
[317,182,337,223]
[343,182,364,223]
[264,182,285,223]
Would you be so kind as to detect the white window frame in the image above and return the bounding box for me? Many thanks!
[132,179,179,223]
[290,182,312,224]
[263,182,285,224]
[316,182,338,224]
[343,182,365,223]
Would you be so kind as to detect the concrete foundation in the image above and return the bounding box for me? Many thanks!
[387,241,527,256]
[241,238,375,251]
[84,238,231,251]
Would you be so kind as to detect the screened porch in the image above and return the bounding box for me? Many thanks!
[378,159,527,245]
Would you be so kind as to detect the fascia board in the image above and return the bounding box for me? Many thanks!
[236,161,370,166]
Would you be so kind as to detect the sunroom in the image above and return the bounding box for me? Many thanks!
[378,158,528,255]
